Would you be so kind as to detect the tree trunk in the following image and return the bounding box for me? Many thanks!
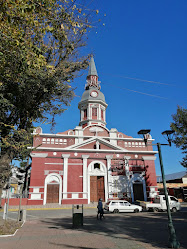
[0,188,2,208]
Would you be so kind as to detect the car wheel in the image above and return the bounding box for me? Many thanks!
[172,207,177,213]
[153,207,159,213]
[113,209,119,213]
[134,209,139,213]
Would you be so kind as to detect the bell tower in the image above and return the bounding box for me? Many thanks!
[78,56,108,128]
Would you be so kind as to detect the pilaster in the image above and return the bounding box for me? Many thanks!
[106,155,113,199]
[82,155,89,198]
[62,154,70,199]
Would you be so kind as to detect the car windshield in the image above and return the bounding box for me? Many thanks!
[170,197,178,202]
[106,202,111,205]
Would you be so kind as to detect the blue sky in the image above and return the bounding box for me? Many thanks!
[40,0,187,175]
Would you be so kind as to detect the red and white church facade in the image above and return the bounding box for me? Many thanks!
[28,57,158,205]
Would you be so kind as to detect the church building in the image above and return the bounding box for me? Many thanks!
[28,57,158,205]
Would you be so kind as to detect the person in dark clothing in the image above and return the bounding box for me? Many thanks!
[97,198,104,220]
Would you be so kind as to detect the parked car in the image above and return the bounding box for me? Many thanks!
[104,200,142,213]
[140,195,181,212]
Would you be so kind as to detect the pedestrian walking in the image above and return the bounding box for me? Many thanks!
[97,198,104,220]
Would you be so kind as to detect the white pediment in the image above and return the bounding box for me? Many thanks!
[66,137,127,152]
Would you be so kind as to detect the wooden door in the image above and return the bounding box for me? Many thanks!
[97,176,105,201]
[47,184,59,203]
[90,176,97,202]
[133,183,144,201]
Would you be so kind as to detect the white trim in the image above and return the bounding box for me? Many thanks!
[67,163,83,165]
[55,136,127,151]
[62,154,70,198]
[130,173,147,202]
[31,132,154,142]
[29,186,43,188]
[45,163,63,165]
[30,193,42,200]
[30,153,48,158]
[43,173,62,205]
[142,156,157,161]
[82,155,89,198]
[62,154,70,158]
[83,124,109,132]
[28,146,158,154]
[106,155,113,201]
[87,160,108,204]
[78,99,108,108]
[31,192,44,194]
[44,162,83,165]
[28,198,44,201]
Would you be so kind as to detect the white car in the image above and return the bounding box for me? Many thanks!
[104,200,142,213]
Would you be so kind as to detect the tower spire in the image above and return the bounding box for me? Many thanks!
[86,56,100,90]
[88,55,98,77]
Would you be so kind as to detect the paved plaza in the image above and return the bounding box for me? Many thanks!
[0,205,187,249]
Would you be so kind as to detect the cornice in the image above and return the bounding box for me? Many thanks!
[28,147,158,155]
[31,133,154,142]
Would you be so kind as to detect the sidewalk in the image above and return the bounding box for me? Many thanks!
[0,216,155,249]
[1,210,186,249]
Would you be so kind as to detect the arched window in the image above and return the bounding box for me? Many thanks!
[101,109,104,120]
[42,138,46,144]
[84,109,87,120]
[68,130,74,135]
[94,163,100,169]
[92,108,97,119]
[94,144,101,149]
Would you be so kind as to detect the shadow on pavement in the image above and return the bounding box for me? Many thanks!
[40,210,187,249]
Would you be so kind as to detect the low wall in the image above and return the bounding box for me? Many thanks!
[1,198,28,206]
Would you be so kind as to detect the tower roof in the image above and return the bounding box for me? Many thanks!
[88,56,98,77]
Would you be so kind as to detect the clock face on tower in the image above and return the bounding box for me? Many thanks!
[90,90,98,98]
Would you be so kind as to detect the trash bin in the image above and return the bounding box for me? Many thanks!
[72,205,83,228]
[73,213,83,228]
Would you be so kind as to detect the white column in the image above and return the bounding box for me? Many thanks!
[106,155,113,200]
[98,104,101,120]
[62,154,70,199]
[124,156,132,199]
[81,110,84,121]
[82,155,89,198]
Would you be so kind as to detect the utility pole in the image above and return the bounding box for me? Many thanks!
[17,184,23,221]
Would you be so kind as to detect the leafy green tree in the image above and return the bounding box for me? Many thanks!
[170,106,187,168]
[0,0,100,195]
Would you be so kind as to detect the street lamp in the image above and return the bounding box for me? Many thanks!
[138,129,180,249]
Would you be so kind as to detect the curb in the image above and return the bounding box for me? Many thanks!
[0,206,97,212]
[0,221,25,238]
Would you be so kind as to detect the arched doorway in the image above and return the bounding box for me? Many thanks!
[44,173,62,205]
[88,161,108,203]
[130,173,147,202]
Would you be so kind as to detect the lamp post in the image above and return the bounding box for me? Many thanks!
[138,129,180,249]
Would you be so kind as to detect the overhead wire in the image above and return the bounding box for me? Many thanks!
[101,82,168,100]
[102,73,187,89]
